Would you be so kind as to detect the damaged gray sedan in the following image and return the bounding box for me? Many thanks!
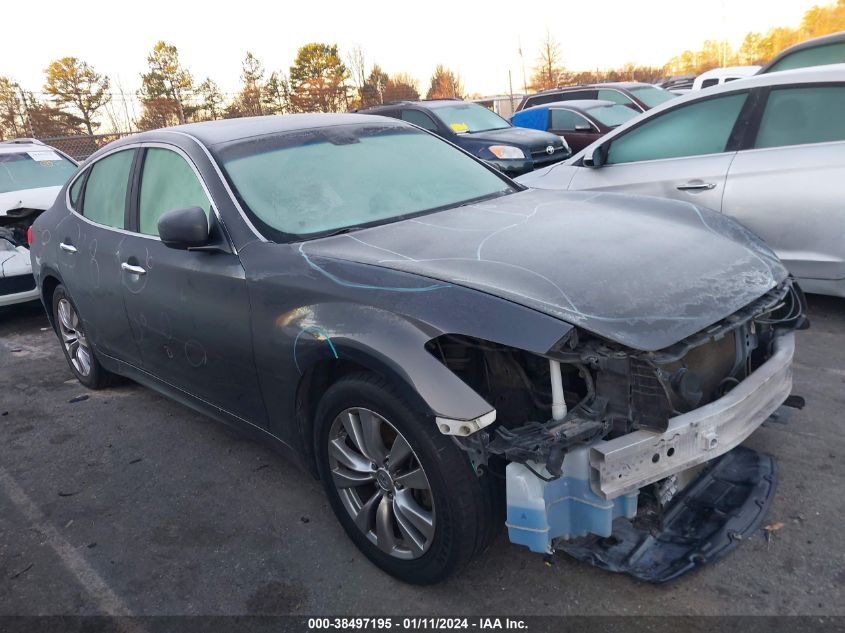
[30,114,807,584]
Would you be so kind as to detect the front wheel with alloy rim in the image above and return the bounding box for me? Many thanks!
[315,372,499,584]
[51,284,115,389]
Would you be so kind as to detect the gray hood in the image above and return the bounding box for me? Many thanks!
[302,189,787,351]
[0,186,62,216]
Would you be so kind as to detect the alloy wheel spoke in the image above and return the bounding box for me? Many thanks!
[375,495,397,553]
[392,497,427,556]
[394,489,434,540]
[353,490,382,532]
[357,409,387,464]
[332,465,376,489]
[76,346,92,375]
[329,437,372,473]
[340,410,369,461]
[393,467,429,490]
[58,301,74,331]
[387,434,413,470]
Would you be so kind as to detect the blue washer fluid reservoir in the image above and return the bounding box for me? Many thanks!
[505,446,639,554]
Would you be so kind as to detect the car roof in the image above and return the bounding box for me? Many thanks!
[679,62,845,96]
[0,138,55,154]
[519,99,617,113]
[532,82,646,95]
[696,65,760,79]
[357,99,465,113]
[132,113,402,147]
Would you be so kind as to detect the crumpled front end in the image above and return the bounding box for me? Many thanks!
[435,278,807,581]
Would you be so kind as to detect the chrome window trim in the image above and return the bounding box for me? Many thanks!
[160,129,268,243]
[64,141,238,252]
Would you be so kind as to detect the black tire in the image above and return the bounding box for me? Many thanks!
[51,284,116,389]
[315,372,500,584]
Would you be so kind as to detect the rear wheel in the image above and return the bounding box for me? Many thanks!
[52,284,115,389]
[315,372,499,584]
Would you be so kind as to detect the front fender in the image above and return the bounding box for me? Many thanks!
[290,302,493,422]
[241,241,574,450]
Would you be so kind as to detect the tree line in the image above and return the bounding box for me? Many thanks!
[0,41,466,139]
[666,0,845,75]
[1,0,843,139]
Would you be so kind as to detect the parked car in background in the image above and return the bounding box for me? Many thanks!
[517,64,845,298]
[759,30,845,73]
[511,99,639,153]
[658,74,695,94]
[32,114,805,585]
[357,100,569,176]
[514,82,677,114]
[0,138,77,306]
[692,66,760,89]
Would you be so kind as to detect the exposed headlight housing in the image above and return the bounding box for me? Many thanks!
[487,145,526,160]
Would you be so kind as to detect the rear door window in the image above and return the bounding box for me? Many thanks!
[754,85,845,149]
[80,150,134,229]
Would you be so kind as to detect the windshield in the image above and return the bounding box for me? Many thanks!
[431,103,511,133]
[586,103,638,128]
[627,85,676,108]
[0,150,76,194]
[215,124,515,240]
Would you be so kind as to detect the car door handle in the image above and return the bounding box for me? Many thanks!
[676,181,716,191]
[59,242,77,253]
[121,262,146,276]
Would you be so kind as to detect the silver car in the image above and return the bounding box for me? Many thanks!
[518,64,845,298]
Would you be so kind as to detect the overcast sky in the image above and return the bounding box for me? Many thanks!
[2,0,816,98]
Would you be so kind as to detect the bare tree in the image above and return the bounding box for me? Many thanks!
[531,30,566,91]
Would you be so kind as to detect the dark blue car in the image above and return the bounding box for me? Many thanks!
[357,100,570,176]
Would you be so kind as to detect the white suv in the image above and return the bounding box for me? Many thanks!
[0,139,77,307]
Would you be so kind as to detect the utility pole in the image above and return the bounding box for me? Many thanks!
[17,85,34,137]
[518,38,527,94]
[117,77,133,133]
[508,70,515,115]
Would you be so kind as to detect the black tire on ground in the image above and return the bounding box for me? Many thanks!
[51,284,116,389]
[315,371,500,585]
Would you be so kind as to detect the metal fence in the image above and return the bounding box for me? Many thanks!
[36,132,137,162]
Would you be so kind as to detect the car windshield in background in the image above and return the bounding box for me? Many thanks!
[0,151,76,194]
[216,124,515,240]
[627,85,677,108]
[586,104,638,128]
[431,103,511,134]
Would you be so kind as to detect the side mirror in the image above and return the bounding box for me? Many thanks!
[574,123,593,132]
[158,206,210,249]
[583,144,608,168]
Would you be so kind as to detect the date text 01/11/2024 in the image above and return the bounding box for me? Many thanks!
[306,617,528,630]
